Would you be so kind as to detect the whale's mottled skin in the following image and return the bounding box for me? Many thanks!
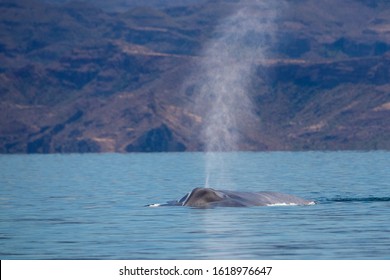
[148,187,315,208]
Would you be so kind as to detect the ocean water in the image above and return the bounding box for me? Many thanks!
[0,151,389,260]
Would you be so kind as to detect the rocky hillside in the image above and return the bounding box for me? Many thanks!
[1,0,389,153]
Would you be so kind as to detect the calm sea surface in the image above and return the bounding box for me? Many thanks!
[0,152,389,259]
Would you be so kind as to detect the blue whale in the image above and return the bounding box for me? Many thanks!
[148,187,315,208]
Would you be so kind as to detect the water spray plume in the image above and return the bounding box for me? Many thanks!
[190,0,284,187]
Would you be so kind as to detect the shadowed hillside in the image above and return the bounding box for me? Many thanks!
[1,0,389,153]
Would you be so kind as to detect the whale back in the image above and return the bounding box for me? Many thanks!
[148,187,315,208]
[180,188,314,207]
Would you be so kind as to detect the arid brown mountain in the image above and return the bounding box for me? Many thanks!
[1,0,390,153]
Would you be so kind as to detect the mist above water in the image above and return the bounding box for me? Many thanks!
[190,0,283,187]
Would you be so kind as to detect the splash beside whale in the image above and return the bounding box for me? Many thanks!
[147,187,315,208]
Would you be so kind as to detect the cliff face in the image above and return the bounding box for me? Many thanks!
[1,0,390,153]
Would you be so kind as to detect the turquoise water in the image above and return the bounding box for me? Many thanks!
[0,152,389,259]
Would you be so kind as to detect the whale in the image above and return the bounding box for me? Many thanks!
[148,187,315,208]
